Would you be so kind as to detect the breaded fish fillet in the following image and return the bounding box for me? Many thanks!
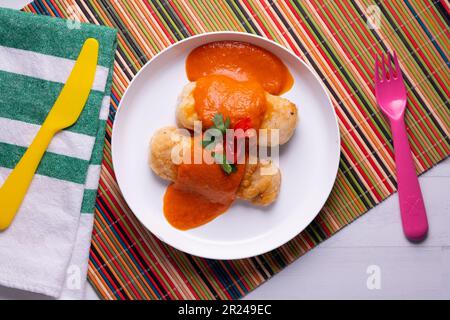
[236,160,281,206]
[148,126,180,181]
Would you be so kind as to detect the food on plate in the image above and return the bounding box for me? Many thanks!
[163,148,246,230]
[186,41,293,95]
[237,161,281,206]
[176,80,298,145]
[189,75,267,129]
[149,40,297,230]
[149,126,281,209]
[149,126,180,181]
[261,93,298,146]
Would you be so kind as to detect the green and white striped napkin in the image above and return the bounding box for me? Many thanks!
[0,8,116,298]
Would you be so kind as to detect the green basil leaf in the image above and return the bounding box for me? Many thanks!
[206,113,237,175]
[212,114,224,130]
[202,140,212,148]
[224,117,231,129]
[202,135,217,149]
[221,162,233,175]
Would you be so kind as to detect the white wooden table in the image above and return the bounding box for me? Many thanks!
[244,158,450,300]
[0,0,449,300]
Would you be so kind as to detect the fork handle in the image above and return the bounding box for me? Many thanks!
[0,124,56,230]
[391,117,428,241]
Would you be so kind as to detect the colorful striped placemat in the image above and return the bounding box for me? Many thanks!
[24,0,449,299]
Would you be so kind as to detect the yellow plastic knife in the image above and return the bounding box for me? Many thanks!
[0,38,99,230]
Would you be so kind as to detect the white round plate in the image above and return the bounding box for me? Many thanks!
[112,32,340,260]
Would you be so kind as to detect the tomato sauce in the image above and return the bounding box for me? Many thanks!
[186,41,293,95]
[163,41,292,230]
[193,75,267,129]
[164,149,245,230]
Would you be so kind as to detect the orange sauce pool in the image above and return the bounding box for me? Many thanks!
[163,41,293,230]
[164,149,245,230]
[194,75,267,129]
[186,41,293,95]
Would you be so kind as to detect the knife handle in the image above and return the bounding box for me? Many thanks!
[0,124,57,230]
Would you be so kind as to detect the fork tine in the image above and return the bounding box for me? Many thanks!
[387,52,394,79]
[393,50,401,79]
[374,55,380,83]
[381,52,387,81]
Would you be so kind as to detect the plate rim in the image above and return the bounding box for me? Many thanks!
[111,31,341,259]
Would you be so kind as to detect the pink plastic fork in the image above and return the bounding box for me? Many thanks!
[374,51,428,242]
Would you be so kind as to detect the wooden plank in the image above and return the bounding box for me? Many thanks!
[245,246,450,299]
